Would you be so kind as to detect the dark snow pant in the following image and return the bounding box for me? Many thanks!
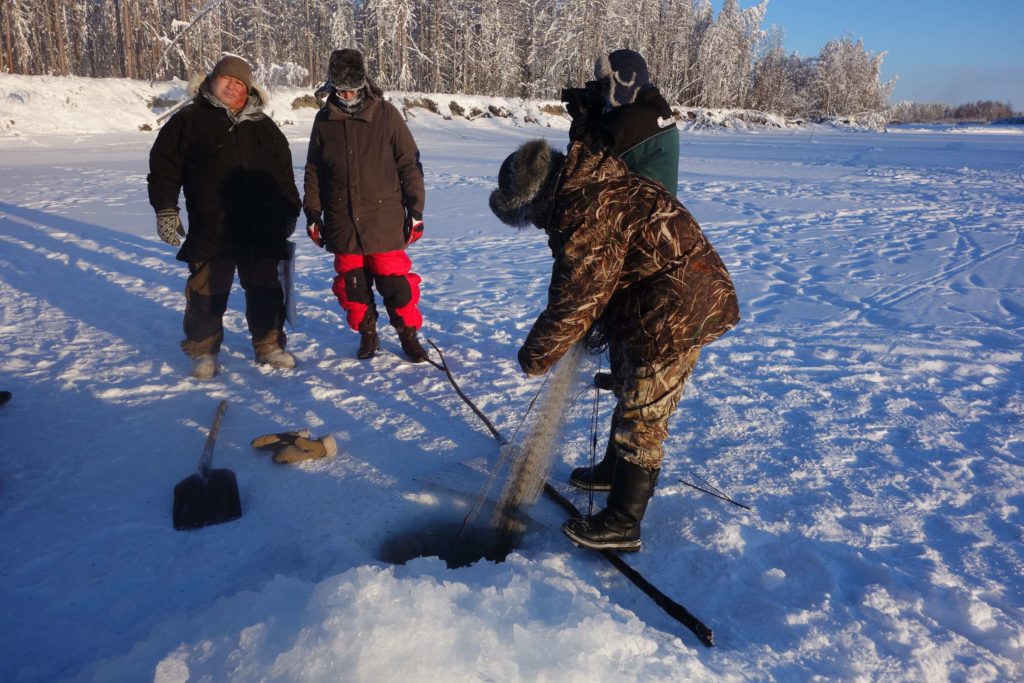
[181,256,286,358]
[331,251,422,331]
[608,347,701,471]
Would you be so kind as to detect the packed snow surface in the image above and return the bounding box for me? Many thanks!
[1,75,1023,682]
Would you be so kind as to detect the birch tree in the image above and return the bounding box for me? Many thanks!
[363,0,421,91]
[813,36,895,117]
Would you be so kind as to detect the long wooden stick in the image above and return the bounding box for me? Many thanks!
[426,339,505,444]
[197,399,228,477]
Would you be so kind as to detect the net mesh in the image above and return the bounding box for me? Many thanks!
[490,344,586,533]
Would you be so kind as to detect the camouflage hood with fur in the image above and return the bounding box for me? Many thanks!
[517,141,740,375]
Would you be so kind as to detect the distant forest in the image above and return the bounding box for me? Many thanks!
[0,0,1015,122]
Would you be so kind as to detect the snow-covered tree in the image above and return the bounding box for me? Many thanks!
[363,0,422,91]
[693,0,766,107]
[751,27,815,116]
[1,0,33,74]
[0,0,925,120]
[516,0,561,98]
[812,36,895,117]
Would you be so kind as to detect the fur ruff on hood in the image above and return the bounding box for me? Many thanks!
[489,139,565,228]
[189,72,270,122]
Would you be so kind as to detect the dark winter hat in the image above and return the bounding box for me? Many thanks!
[594,49,650,107]
[329,49,367,91]
[211,55,253,92]
[489,139,565,228]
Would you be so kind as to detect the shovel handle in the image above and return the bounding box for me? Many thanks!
[198,400,228,476]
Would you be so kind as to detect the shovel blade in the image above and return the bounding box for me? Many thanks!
[173,468,242,530]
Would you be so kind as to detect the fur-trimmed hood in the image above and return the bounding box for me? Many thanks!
[189,72,270,122]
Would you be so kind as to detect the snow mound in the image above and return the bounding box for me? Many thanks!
[82,556,713,682]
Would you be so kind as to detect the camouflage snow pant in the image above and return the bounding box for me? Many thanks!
[609,346,701,471]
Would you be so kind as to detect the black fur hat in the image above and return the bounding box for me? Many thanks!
[329,48,367,91]
[489,139,565,228]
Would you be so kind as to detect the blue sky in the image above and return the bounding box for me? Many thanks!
[714,0,1024,109]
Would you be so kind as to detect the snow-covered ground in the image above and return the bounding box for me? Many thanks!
[1,75,1023,682]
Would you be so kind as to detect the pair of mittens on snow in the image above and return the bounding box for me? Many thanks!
[251,429,338,464]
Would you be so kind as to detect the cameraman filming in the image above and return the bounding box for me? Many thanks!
[563,49,679,195]
[559,49,684,495]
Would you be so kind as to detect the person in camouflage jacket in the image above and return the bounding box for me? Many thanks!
[490,139,740,551]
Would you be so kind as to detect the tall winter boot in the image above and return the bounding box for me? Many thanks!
[396,324,428,363]
[570,415,619,491]
[357,315,380,360]
[562,459,658,552]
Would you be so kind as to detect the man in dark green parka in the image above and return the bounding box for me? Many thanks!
[565,49,683,489]
[569,49,680,195]
[148,55,301,380]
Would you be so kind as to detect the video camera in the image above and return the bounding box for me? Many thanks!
[560,79,605,116]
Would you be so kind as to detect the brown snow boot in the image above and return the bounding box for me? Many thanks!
[396,324,428,363]
[562,459,658,552]
[357,316,380,360]
[191,354,218,381]
[256,347,297,370]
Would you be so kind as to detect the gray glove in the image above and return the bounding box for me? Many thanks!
[156,209,186,246]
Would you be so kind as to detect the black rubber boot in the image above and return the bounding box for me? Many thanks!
[357,316,380,360]
[562,459,658,552]
[569,415,619,491]
[396,324,428,363]
[569,456,615,491]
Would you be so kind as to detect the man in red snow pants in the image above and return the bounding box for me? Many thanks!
[303,48,428,362]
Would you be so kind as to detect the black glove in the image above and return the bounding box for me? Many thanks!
[284,217,297,238]
[404,208,424,245]
[156,209,186,246]
[304,210,325,248]
[518,346,544,377]
[593,372,615,391]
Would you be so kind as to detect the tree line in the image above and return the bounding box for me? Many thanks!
[889,100,1017,124]
[3,0,1005,122]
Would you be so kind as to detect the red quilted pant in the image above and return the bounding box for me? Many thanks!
[332,251,422,331]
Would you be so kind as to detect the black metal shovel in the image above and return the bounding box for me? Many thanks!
[173,399,241,530]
